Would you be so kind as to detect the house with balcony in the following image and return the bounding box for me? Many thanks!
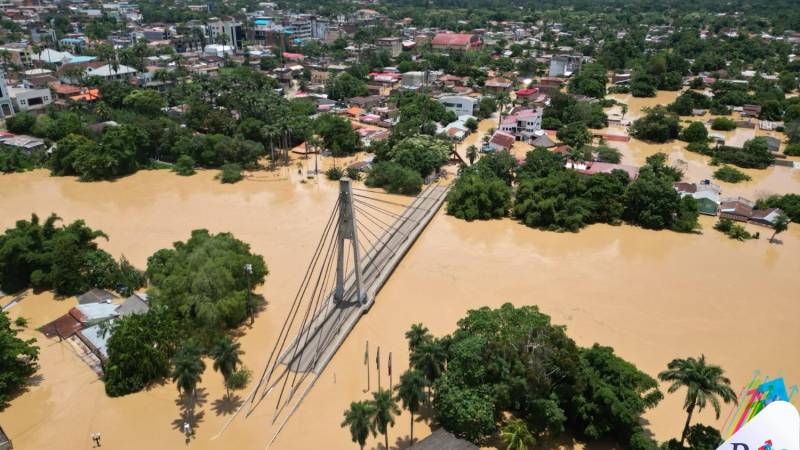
[498,107,544,141]
[437,95,478,117]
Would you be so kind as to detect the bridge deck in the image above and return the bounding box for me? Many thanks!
[279,184,449,374]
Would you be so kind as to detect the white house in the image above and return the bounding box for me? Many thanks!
[499,107,543,141]
[8,86,52,112]
[86,64,138,80]
[437,95,478,117]
[0,71,13,118]
[548,54,582,77]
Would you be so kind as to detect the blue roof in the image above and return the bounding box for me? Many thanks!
[69,56,97,63]
[255,19,271,25]
[80,323,110,358]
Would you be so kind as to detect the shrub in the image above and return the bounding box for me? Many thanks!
[784,143,800,156]
[713,166,751,183]
[686,141,713,155]
[225,367,251,391]
[217,163,243,183]
[173,155,196,176]
[679,122,709,143]
[596,146,622,163]
[714,218,752,240]
[345,166,362,181]
[325,166,343,180]
[365,161,423,195]
[711,117,736,131]
[14,317,28,328]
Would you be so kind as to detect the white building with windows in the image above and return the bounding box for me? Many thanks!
[437,95,478,118]
[0,71,13,118]
[8,86,52,112]
[86,64,138,80]
[499,107,544,141]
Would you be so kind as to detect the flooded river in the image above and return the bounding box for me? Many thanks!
[0,166,798,450]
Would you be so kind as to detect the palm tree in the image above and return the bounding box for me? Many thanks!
[395,369,427,443]
[261,124,279,168]
[370,389,400,450]
[211,337,242,394]
[658,355,737,446]
[769,212,790,243]
[404,323,432,355]
[466,145,478,165]
[497,92,510,127]
[341,401,375,450]
[171,344,206,427]
[501,419,535,450]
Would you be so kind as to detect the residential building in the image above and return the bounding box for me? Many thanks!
[376,37,402,57]
[0,71,13,118]
[8,86,52,111]
[566,160,640,180]
[548,54,582,77]
[499,107,543,141]
[407,428,477,450]
[86,64,138,80]
[206,18,244,49]
[437,95,478,117]
[484,77,513,93]
[401,71,428,90]
[720,197,754,222]
[674,181,721,215]
[431,32,481,52]
[0,43,32,66]
[0,135,46,152]
[488,131,515,152]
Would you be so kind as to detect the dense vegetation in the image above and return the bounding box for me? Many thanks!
[446,152,515,220]
[104,230,267,396]
[0,311,39,409]
[510,150,697,232]
[686,137,775,169]
[630,107,681,143]
[756,194,800,222]
[408,304,664,447]
[713,166,751,183]
[367,135,449,194]
[0,214,143,296]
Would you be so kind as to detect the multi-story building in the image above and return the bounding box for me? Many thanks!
[0,71,14,118]
[8,85,52,112]
[206,18,244,49]
[498,107,544,141]
[548,54,582,77]
[437,95,478,117]
[376,37,402,57]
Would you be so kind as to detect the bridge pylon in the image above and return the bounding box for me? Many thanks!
[334,178,367,306]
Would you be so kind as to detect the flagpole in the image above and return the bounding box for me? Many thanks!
[388,352,393,391]
[363,340,369,393]
[376,346,381,391]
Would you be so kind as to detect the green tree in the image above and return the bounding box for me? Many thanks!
[341,401,375,450]
[769,212,790,243]
[0,310,39,408]
[365,162,423,195]
[395,369,427,443]
[172,342,206,426]
[211,337,243,394]
[174,155,196,176]
[466,145,478,165]
[405,323,432,354]
[630,107,681,143]
[410,338,447,388]
[501,419,536,450]
[680,122,709,143]
[123,89,166,115]
[145,229,267,334]
[447,167,512,221]
[658,356,737,446]
[104,307,178,396]
[370,389,400,450]
[326,72,369,101]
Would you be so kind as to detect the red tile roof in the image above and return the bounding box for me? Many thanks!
[490,131,515,149]
[432,33,474,47]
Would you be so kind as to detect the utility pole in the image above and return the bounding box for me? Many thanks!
[334,178,366,306]
[244,263,254,324]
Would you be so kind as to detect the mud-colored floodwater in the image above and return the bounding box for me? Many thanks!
[0,165,798,450]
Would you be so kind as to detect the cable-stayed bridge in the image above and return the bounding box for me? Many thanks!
[214,178,449,448]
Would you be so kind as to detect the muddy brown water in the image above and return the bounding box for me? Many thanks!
[1,99,799,449]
